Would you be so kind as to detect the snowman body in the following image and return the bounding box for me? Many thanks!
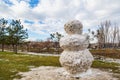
[59,20,94,77]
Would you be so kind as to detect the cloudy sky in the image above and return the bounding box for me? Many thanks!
[0,0,120,41]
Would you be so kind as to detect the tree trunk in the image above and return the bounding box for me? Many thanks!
[12,44,14,52]
[12,44,17,53]
[1,43,4,52]
[27,44,30,52]
[15,44,18,54]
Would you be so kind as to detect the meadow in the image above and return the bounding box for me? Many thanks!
[0,51,120,80]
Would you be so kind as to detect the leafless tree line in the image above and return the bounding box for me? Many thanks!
[96,20,120,48]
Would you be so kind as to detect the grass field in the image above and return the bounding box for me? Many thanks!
[90,49,120,59]
[0,52,60,80]
[0,51,120,80]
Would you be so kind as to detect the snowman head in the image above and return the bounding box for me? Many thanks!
[64,20,83,35]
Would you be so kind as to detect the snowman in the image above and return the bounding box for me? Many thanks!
[59,20,94,77]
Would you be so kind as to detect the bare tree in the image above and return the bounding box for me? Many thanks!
[112,25,117,48]
[96,20,119,49]
[116,26,120,48]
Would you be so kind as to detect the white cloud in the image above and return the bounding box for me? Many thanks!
[0,0,120,40]
[10,1,29,16]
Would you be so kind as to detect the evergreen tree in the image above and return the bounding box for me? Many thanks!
[50,32,63,53]
[0,18,7,52]
[7,19,28,53]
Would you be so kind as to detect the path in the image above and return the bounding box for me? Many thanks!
[20,51,60,57]
[21,51,120,64]
[3,50,120,64]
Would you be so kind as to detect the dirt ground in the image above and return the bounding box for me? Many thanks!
[14,66,118,80]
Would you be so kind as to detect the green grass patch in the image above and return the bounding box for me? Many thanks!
[92,60,120,73]
[0,51,60,80]
[0,51,120,80]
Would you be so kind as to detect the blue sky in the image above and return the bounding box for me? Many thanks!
[29,0,39,7]
[0,0,120,41]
